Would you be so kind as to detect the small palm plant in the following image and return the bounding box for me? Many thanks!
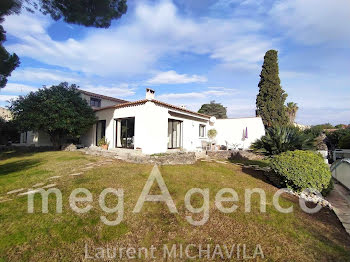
[285,102,299,124]
[251,126,314,155]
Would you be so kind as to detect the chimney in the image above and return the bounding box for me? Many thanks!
[180,105,186,109]
[146,88,155,100]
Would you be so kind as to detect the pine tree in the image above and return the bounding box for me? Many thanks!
[198,101,227,119]
[256,50,288,127]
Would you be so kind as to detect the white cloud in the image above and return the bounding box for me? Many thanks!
[157,86,238,101]
[3,1,273,76]
[0,95,18,102]
[6,67,136,98]
[146,70,207,85]
[158,92,207,100]
[270,0,350,45]
[280,71,313,79]
[3,83,38,94]
[83,84,136,98]
[10,68,82,85]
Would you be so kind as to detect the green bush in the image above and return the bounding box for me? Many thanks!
[303,125,324,139]
[270,150,332,195]
[339,134,350,149]
[326,128,350,150]
[251,126,314,155]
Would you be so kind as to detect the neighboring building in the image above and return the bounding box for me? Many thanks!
[0,107,12,121]
[293,123,310,130]
[78,89,128,109]
[18,88,266,154]
[19,89,128,146]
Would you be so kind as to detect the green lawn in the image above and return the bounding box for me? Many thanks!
[0,150,349,261]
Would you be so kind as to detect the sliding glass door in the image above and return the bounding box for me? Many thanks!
[168,119,182,149]
[96,120,106,145]
[116,117,135,148]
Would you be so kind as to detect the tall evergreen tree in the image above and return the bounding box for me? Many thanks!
[256,50,288,127]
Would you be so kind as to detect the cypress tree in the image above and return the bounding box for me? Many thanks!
[256,50,288,127]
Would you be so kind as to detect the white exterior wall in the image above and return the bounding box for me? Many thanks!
[213,117,265,150]
[83,101,209,154]
[332,161,350,190]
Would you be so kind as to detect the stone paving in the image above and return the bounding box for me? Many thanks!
[6,188,25,195]
[326,181,350,236]
[70,172,83,176]
[47,176,61,180]
[42,184,57,189]
[32,182,45,188]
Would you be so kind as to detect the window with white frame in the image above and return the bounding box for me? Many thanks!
[199,124,206,137]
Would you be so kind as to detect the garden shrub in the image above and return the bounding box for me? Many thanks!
[339,134,350,149]
[326,128,350,150]
[251,125,314,155]
[270,150,332,195]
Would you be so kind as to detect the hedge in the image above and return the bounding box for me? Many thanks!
[270,150,332,195]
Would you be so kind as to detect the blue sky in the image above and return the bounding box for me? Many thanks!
[1,0,349,125]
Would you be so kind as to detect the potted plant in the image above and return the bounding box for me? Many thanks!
[98,136,109,150]
[207,129,217,150]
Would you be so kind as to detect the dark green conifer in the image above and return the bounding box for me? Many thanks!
[256,50,288,127]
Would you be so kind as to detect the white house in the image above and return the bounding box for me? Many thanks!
[81,89,211,154]
[19,88,265,154]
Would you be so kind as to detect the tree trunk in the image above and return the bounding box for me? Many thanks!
[49,132,62,150]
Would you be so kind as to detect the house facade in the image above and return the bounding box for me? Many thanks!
[81,89,210,154]
[18,88,265,154]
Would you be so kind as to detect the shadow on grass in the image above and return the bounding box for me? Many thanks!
[0,147,57,161]
[0,159,42,176]
[0,151,35,161]
[241,166,273,185]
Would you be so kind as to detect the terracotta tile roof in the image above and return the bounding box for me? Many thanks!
[78,89,129,104]
[152,99,210,118]
[94,99,148,111]
[94,99,210,118]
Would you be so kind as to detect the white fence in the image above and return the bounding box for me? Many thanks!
[331,159,350,190]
